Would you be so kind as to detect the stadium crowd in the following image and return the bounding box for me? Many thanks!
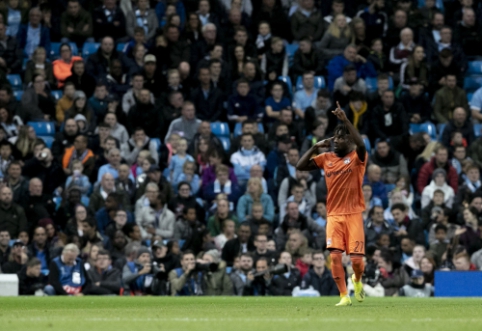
[0,0,482,298]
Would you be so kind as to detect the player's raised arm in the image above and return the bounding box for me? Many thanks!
[332,101,366,162]
[296,137,333,171]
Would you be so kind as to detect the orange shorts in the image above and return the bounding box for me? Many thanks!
[326,213,365,255]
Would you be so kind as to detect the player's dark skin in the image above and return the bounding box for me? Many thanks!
[296,101,366,257]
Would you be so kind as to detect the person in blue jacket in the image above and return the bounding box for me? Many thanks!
[16,8,51,59]
[327,45,376,91]
[45,244,88,295]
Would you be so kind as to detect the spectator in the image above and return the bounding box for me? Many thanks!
[190,67,223,122]
[458,207,481,255]
[60,0,93,47]
[230,119,269,155]
[400,46,429,90]
[378,249,409,296]
[454,8,482,57]
[5,161,29,203]
[86,36,123,78]
[203,165,242,207]
[122,74,151,114]
[230,253,255,295]
[65,60,96,98]
[370,90,408,142]
[0,186,27,238]
[137,192,175,240]
[2,239,27,273]
[417,145,458,194]
[168,250,199,295]
[388,27,414,73]
[93,0,126,41]
[469,85,482,124]
[370,139,409,184]
[237,177,274,222]
[27,225,51,273]
[22,147,65,195]
[399,269,433,297]
[260,37,288,79]
[157,24,191,78]
[126,0,158,41]
[0,229,11,267]
[97,148,123,182]
[17,7,51,59]
[85,249,121,295]
[319,14,353,61]
[291,38,324,78]
[18,257,46,295]
[123,247,164,295]
[230,133,266,185]
[165,102,201,144]
[64,90,96,132]
[364,164,388,206]
[124,128,159,166]
[265,134,292,180]
[391,203,425,246]
[301,251,338,296]
[365,206,393,247]
[45,244,88,295]
[268,251,301,296]
[293,72,319,119]
[55,82,76,124]
[400,81,431,124]
[441,107,475,147]
[24,47,55,87]
[264,81,291,124]
[327,44,376,91]
[173,206,204,249]
[21,74,56,121]
[53,43,83,88]
[0,22,22,73]
[62,134,95,177]
[290,0,324,42]
[333,65,367,108]
[222,222,254,266]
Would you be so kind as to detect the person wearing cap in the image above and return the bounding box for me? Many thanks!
[65,90,97,133]
[333,65,367,108]
[2,239,28,273]
[142,54,163,98]
[265,134,292,180]
[399,269,433,297]
[122,246,164,295]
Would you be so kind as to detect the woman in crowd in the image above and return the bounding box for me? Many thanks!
[237,177,274,222]
[319,14,353,61]
[24,47,55,87]
[52,43,82,88]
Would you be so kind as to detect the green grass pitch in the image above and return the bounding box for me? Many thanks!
[1,297,481,331]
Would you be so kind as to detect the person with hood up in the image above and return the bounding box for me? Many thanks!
[421,169,455,209]
[64,90,96,134]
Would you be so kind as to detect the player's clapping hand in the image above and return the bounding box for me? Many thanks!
[332,102,348,121]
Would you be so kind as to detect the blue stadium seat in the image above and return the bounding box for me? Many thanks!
[285,43,298,66]
[475,124,482,138]
[464,76,482,92]
[437,123,446,141]
[7,74,22,90]
[50,42,78,59]
[410,122,437,140]
[22,58,28,71]
[467,61,482,75]
[278,76,293,95]
[53,197,62,210]
[27,121,56,136]
[116,43,126,52]
[366,76,395,93]
[82,42,100,58]
[295,76,326,90]
[233,122,264,137]
[38,136,54,148]
[151,138,161,151]
[219,137,231,151]
[13,90,23,101]
[81,196,90,207]
[51,90,63,100]
[468,92,474,103]
[210,122,230,137]
[363,137,371,154]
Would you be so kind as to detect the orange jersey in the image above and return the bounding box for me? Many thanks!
[311,149,367,216]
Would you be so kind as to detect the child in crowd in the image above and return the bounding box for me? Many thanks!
[296,248,313,278]
[169,137,194,183]
[214,219,237,251]
[136,156,156,187]
[313,200,327,228]
[166,132,181,165]
[173,161,200,195]
[131,150,151,179]
[65,160,91,196]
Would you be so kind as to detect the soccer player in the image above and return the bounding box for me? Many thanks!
[296,102,367,306]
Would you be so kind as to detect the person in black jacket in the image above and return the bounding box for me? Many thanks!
[92,0,126,41]
[369,90,409,143]
[301,251,338,296]
[17,258,46,295]
[190,67,224,122]
[126,89,163,139]
[290,38,324,78]
[400,81,431,124]
[441,107,475,148]
[222,222,255,266]
[51,118,79,162]
[86,37,125,78]
[390,203,425,247]
[27,226,51,272]
[0,22,22,73]
[21,148,65,196]
[21,179,56,231]
[84,249,121,295]
[64,60,97,98]
[268,251,301,296]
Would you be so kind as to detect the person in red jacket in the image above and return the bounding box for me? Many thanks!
[417,145,458,194]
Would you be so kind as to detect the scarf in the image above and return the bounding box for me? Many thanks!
[287,163,296,177]
[464,177,481,193]
[135,9,149,35]
[349,101,367,130]
[104,7,115,22]
[68,149,89,169]
[214,179,232,194]
[256,33,271,49]
[240,147,256,155]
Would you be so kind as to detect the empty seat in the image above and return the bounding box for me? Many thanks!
[475,124,482,138]
[278,76,293,95]
[82,42,100,58]
[468,61,482,75]
[295,76,326,90]
[410,122,437,140]
[13,90,23,101]
[464,76,482,92]
[437,123,446,141]
[38,136,54,148]
[51,90,63,100]
[28,121,56,136]
[285,44,298,67]
[233,122,264,137]
[210,122,230,137]
[366,76,394,93]
[116,43,126,52]
[219,137,231,151]
[151,138,161,151]
[7,74,22,90]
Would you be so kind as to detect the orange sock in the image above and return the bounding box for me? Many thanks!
[330,251,347,297]
[351,255,365,282]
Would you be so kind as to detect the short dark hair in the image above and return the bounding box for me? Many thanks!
[177,181,191,192]
[81,217,96,229]
[439,48,453,59]
[26,257,41,268]
[317,89,330,99]
[242,119,256,127]
[390,203,407,213]
[237,78,249,86]
[378,73,389,81]
[434,224,447,233]
[97,249,111,259]
[181,250,195,259]
[349,90,365,102]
